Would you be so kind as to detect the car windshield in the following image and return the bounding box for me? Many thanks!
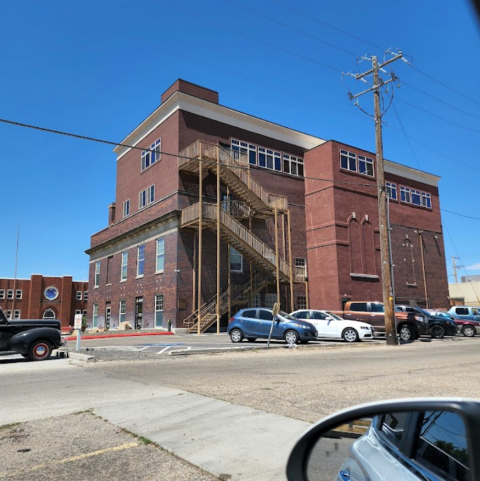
[325,311,342,320]
[279,311,296,321]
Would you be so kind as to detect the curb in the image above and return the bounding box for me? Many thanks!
[54,349,95,362]
[65,332,174,341]
[169,346,283,356]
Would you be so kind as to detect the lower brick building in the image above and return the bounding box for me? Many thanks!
[0,275,88,330]
[86,80,449,333]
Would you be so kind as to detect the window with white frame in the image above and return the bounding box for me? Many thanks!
[411,189,421,206]
[75,309,81,315]
[82,309,87,317]
[386,182,397,200]
[141,139,161,171]
[340,150,374,177]
[155,294,164,328]
[283,155,304,177]
[0,289,4,299]
[119,300,126,323]
[43,308,55,319]
[7,290,14,300]
[252,293,261,308]
[400,186,411,203]
[6,310,12,320]
[13,310,20,319]
[137,245,145,277]
[121,251,128,281]
[92,303,98,327]
[94,261,100,287]
[265,293,277,308]
[295,258,307,281]
[139,185,155,209]
[15,289,22,299]
[231,139,257,165]
[297,296,307,310]
[76,291,82,300]
[258,147,281,171]
[229,247,243,273]
[84,291,89,301]
[123,200,130,217]
[156,238,165,273]
[421,192,432,208]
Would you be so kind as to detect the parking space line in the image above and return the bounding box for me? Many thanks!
[157,346,171,355]
[138,346,150,351]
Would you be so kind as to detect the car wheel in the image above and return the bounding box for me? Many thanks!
[230,328,244,343]
[28,340,52,361]
[342,328,359,343]
[430,325,445,339]
[462,325,475,337]
[246,337,257,342]
[398,324,414,342]
[284,330,299,345]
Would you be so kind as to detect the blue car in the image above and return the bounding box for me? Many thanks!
[228,308,317,345]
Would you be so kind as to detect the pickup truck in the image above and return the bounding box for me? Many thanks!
[396,305,458,338]
[331,301,428,341]
[0,307,64,361]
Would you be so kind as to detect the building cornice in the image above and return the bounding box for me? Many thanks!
[114,92,325,160]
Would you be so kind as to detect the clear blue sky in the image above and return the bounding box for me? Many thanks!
[1,0,479,287]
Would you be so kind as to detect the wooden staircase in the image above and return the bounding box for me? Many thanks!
[184,271,271,333]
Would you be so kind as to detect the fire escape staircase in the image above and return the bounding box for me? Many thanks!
[184,271,271,333]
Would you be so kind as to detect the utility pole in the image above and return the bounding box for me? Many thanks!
[452,256,461,284]
[348,50,404,346]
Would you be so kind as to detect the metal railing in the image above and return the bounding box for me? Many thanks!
[179,140,288,212]
[181,202,290,278]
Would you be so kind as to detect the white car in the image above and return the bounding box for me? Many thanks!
[290,310,374,342]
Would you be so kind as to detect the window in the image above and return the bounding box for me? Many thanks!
[137,245,145,277]
[231,139,257,165]
[350,302,368,312]
[340,150,373,177]
[358,155,374,176]
[84,291,89,301]
[258,147,266,168]
[378,412,409,448]
[121,251,128,281]
[43,308,55,319]
[258,309,274,321]
[13,310,20,319]
[411,189,421,206]
[258,148,281,171]
[284,154,304,177]
[230,247,243,273]
[94,261,100,287]
[295,258,307,281]
[75,309,81,315]
[119,300,126,323]
[7,289,13,300]
[141,139,161,171]
[252,294,261,308]
[76,291,82,300]
[297,296,307,310]
[371,303,384,313]
[92,303,98,327]
[6,310,12,320]
[455,308,469,316]
[123,200,130,217]
[14,289,22,299]
[421,192,431,208]
[414,411,469,481]
[83,310,87,317]
[242,310,256,319]
[386,182,397,200]
[139,185,155,208]
[0,289,4,299]
[155,294,164,328]
[156,238,165,273]
[400,186,411,203]
[265,293,277,308]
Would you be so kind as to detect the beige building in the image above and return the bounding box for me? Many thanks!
[449,281,480,306]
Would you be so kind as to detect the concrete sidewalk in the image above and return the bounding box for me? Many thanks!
[95,391,310,481]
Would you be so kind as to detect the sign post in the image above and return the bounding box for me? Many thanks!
[74,314,82,352]
[267,303,281,348]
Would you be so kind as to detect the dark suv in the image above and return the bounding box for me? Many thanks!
[395,305,457,339]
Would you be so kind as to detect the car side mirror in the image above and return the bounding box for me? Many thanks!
[286,399,480,481]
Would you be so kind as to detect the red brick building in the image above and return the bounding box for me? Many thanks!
[0,275,88,329]
[86,80,448,332]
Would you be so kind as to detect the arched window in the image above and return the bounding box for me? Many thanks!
[348,218,362,274]
[362,220,376,275]
[43,308,56,319]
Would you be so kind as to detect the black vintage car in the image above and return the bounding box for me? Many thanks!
[0,308,64,361]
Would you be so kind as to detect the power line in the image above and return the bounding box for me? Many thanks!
[223,0,358,57]
[440,209,480,222]
[0,116,377,188]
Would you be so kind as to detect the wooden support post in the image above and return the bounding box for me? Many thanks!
[249,216,253,307]
[192,230,197,315]
[287,209,294,313]
[419,231,429,308]
[216,144,221,334]
[227,187,231,321]
[198,159,203,335]
[274,208,280,309]
[305,281,309,310]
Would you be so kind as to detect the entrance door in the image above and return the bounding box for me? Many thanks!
[135,297,144,329]
[105,306,111,330]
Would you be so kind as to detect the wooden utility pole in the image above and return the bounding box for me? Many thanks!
[419,231,429,308]
[452,256,460,284]
[198,160,203,336]
[350,51,404,346]
[216,145,221,334]
[274,208,280,309]
[287,210,294,312]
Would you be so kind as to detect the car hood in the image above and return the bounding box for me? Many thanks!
[7,319,61,329]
